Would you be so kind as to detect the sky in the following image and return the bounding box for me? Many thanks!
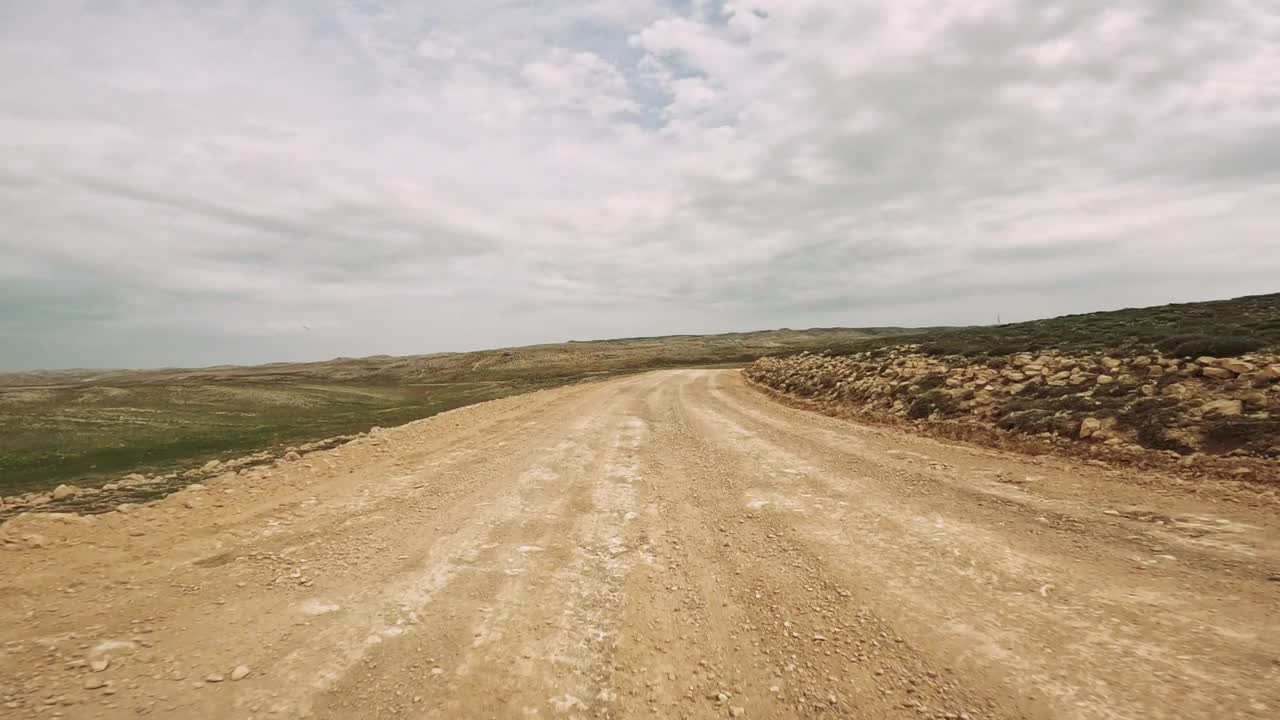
[2,1,1278,370]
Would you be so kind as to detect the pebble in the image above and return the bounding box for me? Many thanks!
[90,659,110,673]
[230,665,250,681]
[205,673,225,683]
[729,706,746,717]
[83,678,107,690]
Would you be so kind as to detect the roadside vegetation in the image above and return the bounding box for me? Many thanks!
[1,327,917,496]
[746,293,1280,484]
[0,380,551,496]
[912,293,1279,358]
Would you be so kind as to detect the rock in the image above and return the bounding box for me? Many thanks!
[1078,418,1103,439]
[1201,367,1234,380]
[1217,358,1256,374]
[1146,365,1164,378]
[283,451,302,462]
[201,460,222,472]
[230,665,250,681]
[51,484,77,500]
[1096,375,1115,385]
[729,707,747,717]
[183,497,205,510]
[1199,399,1242,417]
[186,483,206,492]
[101,483,120,491]
[205,673,225,683]
[1259,364,1280,380]
[115,503,138,514]
[90,658,110,672]
[84,677,108,690]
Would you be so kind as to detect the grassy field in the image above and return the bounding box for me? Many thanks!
[910,293,1280,358]
[1,326,921,496]
[0,378,563,496]
[8,293,1274,498]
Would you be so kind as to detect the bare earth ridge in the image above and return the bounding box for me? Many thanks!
[3,370,1277,719]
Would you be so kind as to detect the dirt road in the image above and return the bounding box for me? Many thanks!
[3,370,1277,719]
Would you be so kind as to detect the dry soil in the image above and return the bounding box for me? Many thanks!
[2,370,1277,719]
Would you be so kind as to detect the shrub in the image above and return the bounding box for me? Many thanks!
[1166,336,1263,358]
[1203,418,1280,456]
[907,390,955,419]
[914,373,947,391]
[1117,398,1193,453]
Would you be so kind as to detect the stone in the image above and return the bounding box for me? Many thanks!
[84,678,107,690]
[1201,367,1233,380]
[1199,399,1242,417]
[1217,358,1256,374]
[1146,365,1164,378]
[283,451,302,462]
[1259,365,1280,380]
[200,460,222,472]
[729,707,747,718]
[1079,418,1103,439]
[90,658,110,673]
[205,673,225,683]
[230,665,250,681]
[1096,375,1115,385]
[51,484,77,500]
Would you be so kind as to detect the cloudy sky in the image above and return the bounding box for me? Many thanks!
[2,1,1277,370]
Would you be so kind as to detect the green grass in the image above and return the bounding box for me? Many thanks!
[2,325,931,498]
[919,293,1279,357]
[892,293,1279,358]
[0,379,559,496]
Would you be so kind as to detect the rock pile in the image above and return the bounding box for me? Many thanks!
[746,347,1279,476]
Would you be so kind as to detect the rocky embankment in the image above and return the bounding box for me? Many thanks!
[0,433,366,526]
[746,347,1280,484]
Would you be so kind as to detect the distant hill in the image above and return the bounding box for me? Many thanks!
[905,292,1280,358]
[0,326,931,388]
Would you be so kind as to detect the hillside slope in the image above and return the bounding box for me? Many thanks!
[0,326,922,496]
[746,293,1280,485]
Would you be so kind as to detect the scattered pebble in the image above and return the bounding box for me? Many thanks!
[205,673,224,683]
[230,665,250,681]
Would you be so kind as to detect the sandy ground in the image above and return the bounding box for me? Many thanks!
[2,369,1277,719]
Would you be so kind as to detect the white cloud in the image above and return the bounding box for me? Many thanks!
[1,0,1277,369]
